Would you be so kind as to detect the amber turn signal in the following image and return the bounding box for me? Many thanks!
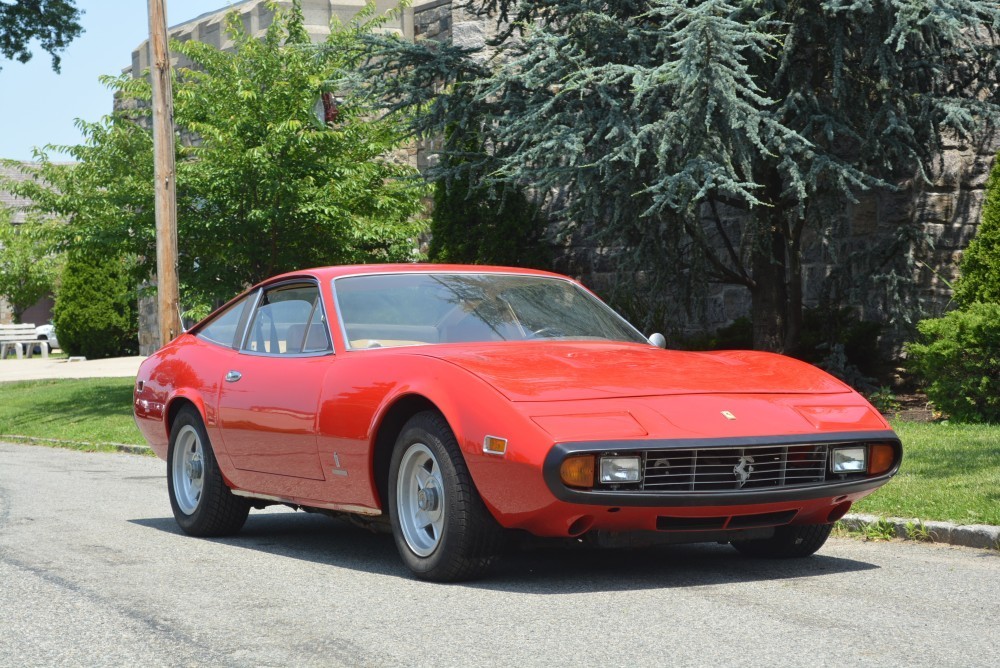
[560,455,595,488]
[868,444,896,476]
[483,435,508,456]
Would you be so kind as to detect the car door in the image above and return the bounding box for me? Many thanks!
[217,281,333,480]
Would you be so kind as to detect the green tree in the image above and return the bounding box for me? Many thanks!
[373,0,1000,351]
[0,209,61,322]
[5,1,425,314]
[955,156,1000,305]
[0,0,82,72]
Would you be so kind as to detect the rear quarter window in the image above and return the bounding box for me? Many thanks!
[197,296,251,348]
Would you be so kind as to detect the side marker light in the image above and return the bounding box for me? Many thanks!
[483,435,507,456]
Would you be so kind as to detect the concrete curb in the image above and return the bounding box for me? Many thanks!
[840,513,1000,551]
[1,435,154,456]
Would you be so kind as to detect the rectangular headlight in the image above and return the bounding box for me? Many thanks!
[599,456,642,483]
[831,446,867,473]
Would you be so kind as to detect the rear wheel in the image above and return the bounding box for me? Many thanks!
[731,523,833,558]
[388,411,502,581]
[167,406,249,536]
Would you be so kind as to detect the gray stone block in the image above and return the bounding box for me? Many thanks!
[452,20,485,50]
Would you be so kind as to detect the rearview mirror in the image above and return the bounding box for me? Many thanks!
[648,332,666,349]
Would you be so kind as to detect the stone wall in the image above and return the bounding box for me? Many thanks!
[414,0,452,43]
[554,129,997,342]
[683,132,999,340]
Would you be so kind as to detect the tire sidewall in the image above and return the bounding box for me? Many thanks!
[167,407,221,534]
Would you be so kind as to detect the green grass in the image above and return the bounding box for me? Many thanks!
[853,421,1000,525]
[0,379,998,526]
[0,377,144,448]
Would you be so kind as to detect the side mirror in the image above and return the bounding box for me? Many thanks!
[648,332,666,349]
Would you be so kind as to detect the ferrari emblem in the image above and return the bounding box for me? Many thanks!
[721,410,736,420]
[734,455,755,487]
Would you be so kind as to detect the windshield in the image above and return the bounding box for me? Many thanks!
[333,273,648,349]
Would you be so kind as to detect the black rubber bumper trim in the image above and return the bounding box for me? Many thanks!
[542,430,902,508]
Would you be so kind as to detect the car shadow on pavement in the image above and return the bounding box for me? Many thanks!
[480,542,876,594]
[131,512,408,577]
[131,511,878,593]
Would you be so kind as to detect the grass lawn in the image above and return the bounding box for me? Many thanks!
[0,377,144,448]
[1,378,997,526]
[851,420,1000,526]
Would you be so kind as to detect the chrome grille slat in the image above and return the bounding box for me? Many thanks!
[640,443,829,491]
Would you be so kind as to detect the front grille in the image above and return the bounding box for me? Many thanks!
[640,443,829,492]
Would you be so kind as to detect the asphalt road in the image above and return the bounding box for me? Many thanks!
[1,443,997,668]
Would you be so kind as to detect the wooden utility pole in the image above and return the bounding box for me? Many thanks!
[148,0,182,347]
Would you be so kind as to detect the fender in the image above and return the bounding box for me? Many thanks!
[358,353,557,520]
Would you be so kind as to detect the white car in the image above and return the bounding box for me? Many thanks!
[35,324,59,352]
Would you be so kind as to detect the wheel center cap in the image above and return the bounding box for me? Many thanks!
[416,487,438,511]
[186,459,203,480]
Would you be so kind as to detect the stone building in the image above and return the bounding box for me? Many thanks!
[128,0,997,353]
[128,0,419,77]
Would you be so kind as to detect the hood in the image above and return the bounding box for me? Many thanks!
[415,342,852,402]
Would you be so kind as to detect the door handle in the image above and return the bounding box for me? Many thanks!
[225,370,242,383]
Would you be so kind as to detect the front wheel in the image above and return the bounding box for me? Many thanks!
[731,523,833,558]
[388,411,502,582]
[167,406,250,537]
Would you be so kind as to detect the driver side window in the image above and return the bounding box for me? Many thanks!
[242,283,331,355]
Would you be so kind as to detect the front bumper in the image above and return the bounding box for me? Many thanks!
[497,430,902,538]
[542,430,901,507]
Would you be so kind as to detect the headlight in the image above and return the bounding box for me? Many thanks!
[599,456,642,483]
[831,446,867,473]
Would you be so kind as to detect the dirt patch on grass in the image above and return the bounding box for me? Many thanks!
[892,393,938,423]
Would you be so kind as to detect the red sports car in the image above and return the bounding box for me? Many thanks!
[134,265,901,581]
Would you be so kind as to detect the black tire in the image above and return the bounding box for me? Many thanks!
[167,406,250,537]
[731,523,833,558]
[388,411,503,582]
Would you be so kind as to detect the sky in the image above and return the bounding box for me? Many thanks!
[0,1,242,162]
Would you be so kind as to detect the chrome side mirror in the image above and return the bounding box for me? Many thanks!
[648,332,666,349]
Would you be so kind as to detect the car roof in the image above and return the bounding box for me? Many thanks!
[189,264,582,335]
[267,264,570,284]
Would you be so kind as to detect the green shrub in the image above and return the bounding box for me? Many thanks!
[907,303,1000,423]
[54,253,138,359]
[954,157,1000,305]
